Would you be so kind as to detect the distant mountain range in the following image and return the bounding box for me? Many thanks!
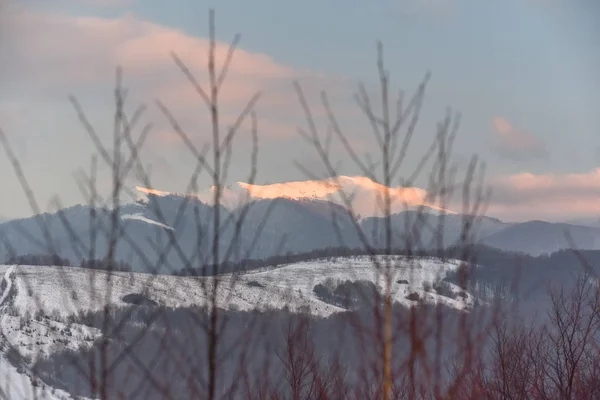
[1,192,600,272]
[479,220,600,256]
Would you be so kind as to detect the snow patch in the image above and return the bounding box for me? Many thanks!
[121,213,174,230]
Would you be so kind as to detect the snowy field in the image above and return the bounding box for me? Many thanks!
[0,255,470,398]
[0,266,93,400]
[236,256,471,311]
[0,256,470,319]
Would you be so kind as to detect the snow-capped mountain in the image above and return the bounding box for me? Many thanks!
[0,182,599,273]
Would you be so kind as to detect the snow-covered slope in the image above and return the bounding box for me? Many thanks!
[0,256,471,398]
[0,256,470,320]
[235,256,471,311]
[0,265,87,399]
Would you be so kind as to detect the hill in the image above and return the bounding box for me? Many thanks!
[479,220,600,256]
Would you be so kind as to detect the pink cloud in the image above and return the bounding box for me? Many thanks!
[71,0,135,6]
[81,0,134,4]
[497,169,600,193]
[2,9,317,143]
[4,11,294,86]
[487,169,600,221]
[491,116,546,160]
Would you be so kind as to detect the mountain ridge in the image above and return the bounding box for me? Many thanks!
[0,194,598,272]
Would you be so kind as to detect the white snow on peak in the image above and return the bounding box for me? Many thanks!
[135,175,456,218]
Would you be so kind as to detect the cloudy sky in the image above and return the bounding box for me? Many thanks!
[1,0,600,222]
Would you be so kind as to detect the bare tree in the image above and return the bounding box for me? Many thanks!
[293,39,490,398]
[5,7,600,400]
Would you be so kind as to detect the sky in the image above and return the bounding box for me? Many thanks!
[1,0,600,222]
